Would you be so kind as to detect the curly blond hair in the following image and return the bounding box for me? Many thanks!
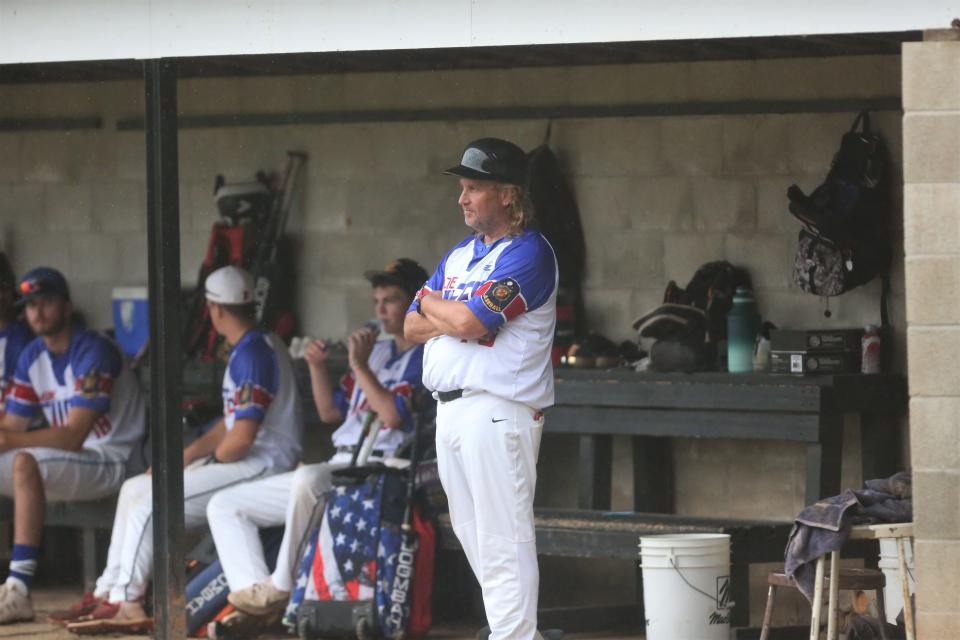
[498,184,536,236]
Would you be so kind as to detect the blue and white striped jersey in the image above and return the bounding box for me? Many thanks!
[413,229,558,409]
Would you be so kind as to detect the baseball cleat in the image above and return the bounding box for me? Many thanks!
[48,592,104,626]
[66,600,153,635]
[0,583,34,624]
[226,580,290,616]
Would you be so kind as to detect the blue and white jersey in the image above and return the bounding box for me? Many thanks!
[331,340,426,455]
[6,328,145,454]
[0,320,32,417]
[412,229,558,409]
[222,328,303,471]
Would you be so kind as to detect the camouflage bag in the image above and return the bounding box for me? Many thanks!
[792,230,849,297]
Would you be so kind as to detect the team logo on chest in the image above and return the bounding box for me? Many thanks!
[481,278,520,314]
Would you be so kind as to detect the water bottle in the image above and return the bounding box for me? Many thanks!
[727,286,760,373]
[861,324,881,374]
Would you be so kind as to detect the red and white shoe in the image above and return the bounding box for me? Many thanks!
[66,600,153,635]
[48,592,104,626]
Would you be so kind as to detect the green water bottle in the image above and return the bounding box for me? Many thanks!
[727,286,759,373]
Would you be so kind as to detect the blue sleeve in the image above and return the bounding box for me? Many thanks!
[391,345,426,433]
[465,234,557,333]
[70,334,123,414]
[229,340,279,423]
[5,343,41,418]
[407,255,447,314]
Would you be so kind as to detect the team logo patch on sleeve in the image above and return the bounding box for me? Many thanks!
[481,278,520,314]
[238,382,254,406]
[78,372,103,398]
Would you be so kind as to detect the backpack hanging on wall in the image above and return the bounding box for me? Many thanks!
[786,111,891,301]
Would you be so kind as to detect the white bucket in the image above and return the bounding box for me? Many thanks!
[639,534,732,640]
[878,538,914,625]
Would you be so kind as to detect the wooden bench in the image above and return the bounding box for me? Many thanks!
[547,370,907,513]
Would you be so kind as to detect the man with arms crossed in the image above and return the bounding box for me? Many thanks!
[205,258,430,618]
[0,267,144,624]
[63,266,302,634]
[404,138,560,640]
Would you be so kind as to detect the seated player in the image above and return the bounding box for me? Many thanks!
[0,267,144,624]
[63,266,303,634]
[205,258,430,618]
[0,254,33,419]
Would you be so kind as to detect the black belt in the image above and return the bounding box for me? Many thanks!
[437,389,464,403]
[336,445,386,458]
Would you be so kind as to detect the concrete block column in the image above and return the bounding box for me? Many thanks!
[903,31,960,637]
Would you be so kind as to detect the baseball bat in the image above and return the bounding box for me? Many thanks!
[252,151,307,324]
[350,411,378,467]
[400,397,424,532]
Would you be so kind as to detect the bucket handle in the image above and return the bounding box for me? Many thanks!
[667,554,735,610]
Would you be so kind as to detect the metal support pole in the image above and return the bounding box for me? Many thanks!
[145,58,185,640]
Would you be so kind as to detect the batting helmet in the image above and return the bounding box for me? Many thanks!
[444,138,528,186]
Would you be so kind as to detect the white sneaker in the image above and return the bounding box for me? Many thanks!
[227,580,290,616]
[0,583,34,624]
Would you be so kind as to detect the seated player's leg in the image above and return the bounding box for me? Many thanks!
[0,446,128,624]
[227,462,342,616]
[269,463,342,593]
[207,470,294,593]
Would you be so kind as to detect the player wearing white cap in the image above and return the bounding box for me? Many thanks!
[404,138,560,640]
[0,266,144,625]
[64,266,303,635]
[207,258,430,619]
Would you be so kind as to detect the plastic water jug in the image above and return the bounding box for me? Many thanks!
[727,286,759,373]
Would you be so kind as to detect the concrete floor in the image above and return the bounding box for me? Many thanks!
[3,589,646,639]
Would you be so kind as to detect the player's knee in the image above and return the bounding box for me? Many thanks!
[292,465,330,498]
[206,491,240,522]
[12,451,40,479]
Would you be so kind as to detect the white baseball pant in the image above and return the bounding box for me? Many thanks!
[435,391,544,640]
[93,456,273,603]
[206,454,349,593]
[0,446,128,502]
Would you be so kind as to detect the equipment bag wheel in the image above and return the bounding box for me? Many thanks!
[355,617,372,640]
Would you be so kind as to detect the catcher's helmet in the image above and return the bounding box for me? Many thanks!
[444,138,527,186]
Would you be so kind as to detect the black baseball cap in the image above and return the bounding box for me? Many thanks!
[17,266,70,304]
[364,258,429,298]
[443,137,528,186]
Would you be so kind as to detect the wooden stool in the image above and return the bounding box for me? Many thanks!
[848,523,915,640]
[759,567,887,640]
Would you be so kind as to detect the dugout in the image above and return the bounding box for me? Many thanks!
[0,2,957,637]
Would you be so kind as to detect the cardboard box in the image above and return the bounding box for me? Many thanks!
[770,349,861,375]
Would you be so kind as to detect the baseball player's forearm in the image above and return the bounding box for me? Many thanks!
[0,412,30,432]
[213,418,259,463]
[350,363,403,429]
[419,295,489,340]
[403,311,442,343]
[0,406,100,452]
[183,419,225,464]
[308,362,342,424]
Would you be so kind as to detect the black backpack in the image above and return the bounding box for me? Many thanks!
[786,111,891,300]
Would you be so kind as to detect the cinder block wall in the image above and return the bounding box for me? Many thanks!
[903,36,960,637]
[0,55,905,522]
